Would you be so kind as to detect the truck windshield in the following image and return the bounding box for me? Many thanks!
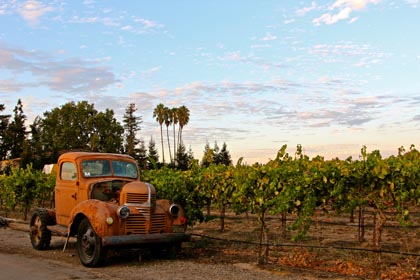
[82,159,138,179]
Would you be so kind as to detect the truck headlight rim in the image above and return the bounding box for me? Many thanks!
[169,203,180,217]
[117,205,130,219]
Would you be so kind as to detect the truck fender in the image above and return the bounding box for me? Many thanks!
[68,200,119,238]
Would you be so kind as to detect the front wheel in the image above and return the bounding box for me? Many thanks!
[76,218,107,267]
[29,208,52,250]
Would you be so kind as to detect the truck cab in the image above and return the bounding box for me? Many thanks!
[30,152,189,267]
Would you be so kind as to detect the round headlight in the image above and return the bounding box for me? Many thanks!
[118,206,130,219]
[169,204,180,217]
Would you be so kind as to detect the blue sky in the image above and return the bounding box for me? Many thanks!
[0,0,419,164]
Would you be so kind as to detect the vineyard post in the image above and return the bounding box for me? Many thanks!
[358,206,365,242]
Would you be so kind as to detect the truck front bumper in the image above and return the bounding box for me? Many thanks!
[101,232,190,248]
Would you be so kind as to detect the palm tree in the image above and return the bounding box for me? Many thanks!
[171,107,179,161]
[178,105,190,145]
[153,103,166,164]
[163,106,173,163]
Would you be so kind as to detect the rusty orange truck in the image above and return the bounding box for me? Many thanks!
[29,152,189,267]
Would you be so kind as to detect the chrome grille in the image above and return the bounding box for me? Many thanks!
[150,213,166,233]
[125,209,166,234]
[125,192,156,204]
[125,214,147,234]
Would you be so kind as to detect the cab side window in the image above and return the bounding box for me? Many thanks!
[61,162,77,181]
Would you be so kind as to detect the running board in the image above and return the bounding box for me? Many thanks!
[47,225,68,237]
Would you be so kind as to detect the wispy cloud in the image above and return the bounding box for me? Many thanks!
[17,0,54,26]
[405,0,419,7]
[308,42,387,67]
[296,1,318,16]
[0,44,118,94]
[69,14,164,34]
[261,33,277,41]
[313,0,381,26]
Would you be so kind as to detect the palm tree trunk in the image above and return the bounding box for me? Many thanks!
[166,126,172,163]
[160,125,165,163]
[173,123,177,162]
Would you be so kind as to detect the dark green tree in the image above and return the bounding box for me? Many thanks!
[219,142,232,166]
[137,138,148,170]
[147,136,159,169]
[39,101,123,162]
[213,141,221,164]
[92,109,124,153]
[123,103,142,158]
[176,142,191,170]
[8,99,27,159]
[27,117,45,169]
[0,104,11,160]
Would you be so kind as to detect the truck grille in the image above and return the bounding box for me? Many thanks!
[125,209,166,234]
[126,192,156,204]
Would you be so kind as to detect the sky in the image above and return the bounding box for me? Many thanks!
[0,0,419,164]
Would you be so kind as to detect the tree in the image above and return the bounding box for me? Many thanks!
[123,103,142,158]
[92,109,124,153]
[137,138,148,170]
[147,136,159,169]
[213,141,221,164]
[171,107,179,161]
[177,105,190,145]
[163,106,173,163]
[153,103,166,164]
[8,99,27,159]
[201,142,214,167]
[27,117,45,169]
[39,101,123,162]
[0,104,11,160]
[219,142,232,166]
[176,142,194,170]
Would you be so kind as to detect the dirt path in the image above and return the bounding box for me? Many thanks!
[0,220,364,280]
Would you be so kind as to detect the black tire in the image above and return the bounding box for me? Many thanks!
[76,218,107,267]
[29,208,52,250]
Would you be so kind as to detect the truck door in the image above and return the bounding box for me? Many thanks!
[55,161,79,226]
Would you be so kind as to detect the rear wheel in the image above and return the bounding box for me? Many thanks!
[76,218,107,267]
[29,208,52,250]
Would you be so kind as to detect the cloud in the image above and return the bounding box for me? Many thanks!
[261,33,277,41]
[219,51,284,70]
[313,0,381,25]
[69,13,164,35]
[17,0,54,26]
[0,79,25,92]
[405,0,419,7]
[296,1,317,16]
[0,44,118,94]
[140,66,161,79]
[313,7,352,25]
[308,42,387,68]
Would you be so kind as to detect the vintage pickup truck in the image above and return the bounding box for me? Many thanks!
[29,152,189,267]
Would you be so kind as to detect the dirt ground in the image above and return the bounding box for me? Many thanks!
[0,221,351,280]
[190,209,420,280]
[1,208,420,279]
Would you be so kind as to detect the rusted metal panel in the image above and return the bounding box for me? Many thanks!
[68,200,121,237]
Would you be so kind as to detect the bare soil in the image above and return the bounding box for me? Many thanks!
[1,208,420,279]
